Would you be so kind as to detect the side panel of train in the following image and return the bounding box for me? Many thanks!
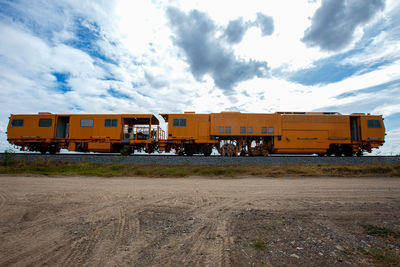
[275,114,351,154]
[7,113,59,154]
[160,113,216,156]
[209,112,385,156]
[161,112,385,156]
[7,113,162,154]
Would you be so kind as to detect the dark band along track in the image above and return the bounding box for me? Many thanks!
[1,153,399,165]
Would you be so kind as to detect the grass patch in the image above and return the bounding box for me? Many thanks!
[252,239,269,251]
[1,149,17,166]
[0,160,400,177]
[363,248,400,266]
[361,224,400,238]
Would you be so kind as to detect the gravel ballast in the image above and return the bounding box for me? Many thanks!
[1,153,399,165]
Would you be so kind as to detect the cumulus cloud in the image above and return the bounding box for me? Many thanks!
[302,0,386,51]
[223,13,274,44]
[254,13,274,36]
[166,7,270,92]
[224,18,248,44]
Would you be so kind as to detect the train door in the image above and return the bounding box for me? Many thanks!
[350,116,360,141]
[56,117,70,138]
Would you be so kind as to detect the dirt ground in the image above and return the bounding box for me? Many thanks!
[0,176,399,266]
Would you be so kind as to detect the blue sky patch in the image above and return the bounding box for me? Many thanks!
[52,72,72,92]
[64,18,116,64]
[289,49,393,86]
[0,1,65,44]
[336,79,400,99]
[107,88,131,99]
[384,113,400,130]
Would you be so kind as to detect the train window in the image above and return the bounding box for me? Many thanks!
[261,127,267,134]
[219,126,224,133]
[367,120,381,128]
[11,119,24,127]
[105,119,118,127]
[80,119,94,127]
[240,127,246,134]
[225,127,231,134]
[247,127,253,134]
[172,118,186,127]
[277,136,282,141]
[39,119,52,127]
[268,127,274,134]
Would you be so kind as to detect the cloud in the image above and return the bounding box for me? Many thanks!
[335,79,400,99]
[288,50,393,86]
[254,13,274,36]
[224,18,247,44]
[166,7,270,92]
[223,13,274,44]
[302,0,386,51]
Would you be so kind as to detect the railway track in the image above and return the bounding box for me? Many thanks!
[1,153,399,165]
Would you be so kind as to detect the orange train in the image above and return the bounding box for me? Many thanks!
[7,111,385,156]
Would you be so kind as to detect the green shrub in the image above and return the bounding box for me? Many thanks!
[252,239,268,251]
[1,149,16,166]
[361,224,399,238]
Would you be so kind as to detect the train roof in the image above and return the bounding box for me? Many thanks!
[10,113,160,125]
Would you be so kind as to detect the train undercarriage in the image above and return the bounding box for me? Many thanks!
[13,138,371,157]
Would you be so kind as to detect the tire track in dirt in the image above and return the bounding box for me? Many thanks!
[101,205,133,265]
[61,200,144,266]
[60,197,180,266]
[0,230,66,266]
[147,197,234,266]
[59,207,116,266]
[2,203,118,266]
[175,194,260,266]
[2,205,97,264]
[0,189,15,211]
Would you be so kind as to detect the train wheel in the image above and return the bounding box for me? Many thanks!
[226,144,235,157]
[201,145,212,156]
[221,144,235,156]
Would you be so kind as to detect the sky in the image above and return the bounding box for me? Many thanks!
[0,0,399,154]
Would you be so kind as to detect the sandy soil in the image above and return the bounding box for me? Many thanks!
[0,175,399,266]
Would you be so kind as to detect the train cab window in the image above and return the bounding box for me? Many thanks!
[240,127,246,134]
[105,119,118,127]
[39,118,52,127]
[219,126,224,133]
[261,127,267,134]
[172,118,186,127]
[247,127,253,134]
[268,127,274,134]
[11,119,24,127]
[225,127,231,134]
[367,120,381,128]
[80,119,94,127]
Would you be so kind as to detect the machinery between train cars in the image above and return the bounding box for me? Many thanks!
[7,111,385,156]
